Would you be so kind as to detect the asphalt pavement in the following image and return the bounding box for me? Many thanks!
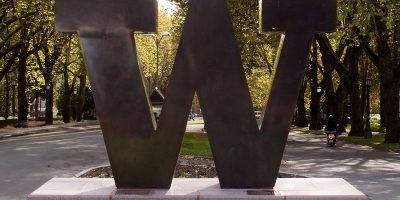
[0,123,399,200]
[0,123,108,200]
[282,131,400,200]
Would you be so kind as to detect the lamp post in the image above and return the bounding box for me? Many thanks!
[72,88,78,121]
[148,32,170,87]
[317,86,322,94]
[45,84,51,108]
[45,83,52,123]
[39,85,47,119]
[365,77,372,138]
[11,79,17,118]
[316,86,324,122]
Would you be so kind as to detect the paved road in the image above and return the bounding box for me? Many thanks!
[1,124,399,200]
[282,131,400,200]
[0,125,108,200]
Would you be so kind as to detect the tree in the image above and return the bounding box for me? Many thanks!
[31,1,70,124]
[136,8,175,93]
[308,42,323,130]
[16,19,43,125]
[321,49,348,133]
[246,68,271,111]
[171,0,279,110]
[53,35,83,123]
[316,34,365,136]
[361,0,399,143]
[34,32,64,124]
[295,79,309,127]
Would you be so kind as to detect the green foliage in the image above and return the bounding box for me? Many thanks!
[170,0,280,109]
[136,8,175,92]
[226,0,280,73]
[370,118,385,132]
[171,0,280,74]
[335,0,399,51]
[55,85,66,117]
[246,68,271,110]
[56,86,96,120]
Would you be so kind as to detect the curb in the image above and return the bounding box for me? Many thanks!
[0,120,99,140]
[73,167,307,179]
[74,164,110,178]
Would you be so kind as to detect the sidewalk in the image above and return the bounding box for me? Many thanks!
[0,120,204,139]
[282,131,400,200]
[0,120,99,139]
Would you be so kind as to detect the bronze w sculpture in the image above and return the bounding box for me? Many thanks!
[56,0,336,189]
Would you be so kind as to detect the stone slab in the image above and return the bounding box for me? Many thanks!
[27,178,368,200]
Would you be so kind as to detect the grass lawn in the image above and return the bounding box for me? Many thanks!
[339,135,400,153]
[291,126,325,135]
[181,132,212,157]
[292,124,399,153]
[182,125,398,156]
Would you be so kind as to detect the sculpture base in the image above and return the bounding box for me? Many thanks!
[27,178,368,200]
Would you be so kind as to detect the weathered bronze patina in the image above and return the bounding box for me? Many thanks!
[56,0,336,189]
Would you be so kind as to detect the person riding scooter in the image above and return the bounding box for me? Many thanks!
[325,115,337,146]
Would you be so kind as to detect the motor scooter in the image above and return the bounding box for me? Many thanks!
[326,130,336,147]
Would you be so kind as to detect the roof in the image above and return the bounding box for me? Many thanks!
[150,87,165,104]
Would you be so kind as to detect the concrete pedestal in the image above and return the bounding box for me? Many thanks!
[27,178,368,200]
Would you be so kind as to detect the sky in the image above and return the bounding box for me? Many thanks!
[158,0,177,14]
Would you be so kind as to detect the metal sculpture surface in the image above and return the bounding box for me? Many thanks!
[56,0,336,189]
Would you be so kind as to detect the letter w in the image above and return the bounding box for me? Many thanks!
[56,0,334,189]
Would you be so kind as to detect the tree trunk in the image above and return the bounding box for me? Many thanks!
[379,83,386,127]
[316,34,351,132]
[322,58,348,133]
[0,79,2,118]
[62,71,71,123]
[76,72,87,122]
[346,46,364,136]
[45,82,53,124]
[360,61,367,123]
[335,83,348,133]
[5,75,10,120]
[322,55,335,118]
[17,57,28,126]
[381,68,400,143]
[71,95,77,121]
[34,96,39,120]
[62,37,72,123]
[309,42,322,130]
[309,93,322,130]
[381,73,400,143]
[373,8,399,143]
[295,80,308,127]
